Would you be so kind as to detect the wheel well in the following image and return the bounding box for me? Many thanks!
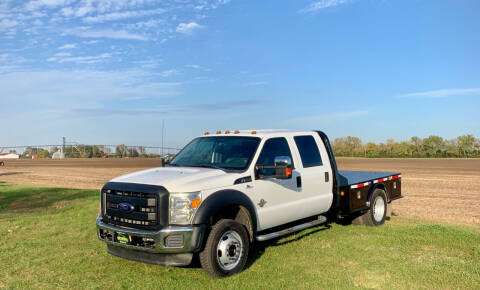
[369,184,388,202]
[209,205,254,242]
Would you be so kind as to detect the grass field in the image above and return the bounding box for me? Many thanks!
[1,184,479,289]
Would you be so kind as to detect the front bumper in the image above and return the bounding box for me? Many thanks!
[96,217,205,265]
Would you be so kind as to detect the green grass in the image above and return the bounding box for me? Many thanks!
[1,183,479,289]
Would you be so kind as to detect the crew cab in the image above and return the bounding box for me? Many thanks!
[96,130,402,277]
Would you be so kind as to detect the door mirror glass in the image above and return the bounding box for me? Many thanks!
[256,155,292,180]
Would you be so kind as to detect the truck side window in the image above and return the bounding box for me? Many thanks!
[294,135,323,167]
[256,137,293,175]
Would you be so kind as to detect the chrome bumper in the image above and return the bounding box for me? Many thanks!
[96,216,202,253]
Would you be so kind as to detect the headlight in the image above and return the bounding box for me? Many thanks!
[169,192,202,225]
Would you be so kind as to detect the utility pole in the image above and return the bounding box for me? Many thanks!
[161,120,165,156]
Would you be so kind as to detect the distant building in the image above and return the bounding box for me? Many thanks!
[0,153,19,159]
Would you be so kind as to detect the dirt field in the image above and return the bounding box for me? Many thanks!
[1,158,479,226]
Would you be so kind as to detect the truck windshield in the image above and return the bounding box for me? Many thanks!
[170,136,260,171]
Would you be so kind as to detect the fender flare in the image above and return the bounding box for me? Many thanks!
[193,189,258,236]
[367,183,388,204]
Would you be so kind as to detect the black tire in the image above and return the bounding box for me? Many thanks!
[199,219,249,278]
[353,189,387,226]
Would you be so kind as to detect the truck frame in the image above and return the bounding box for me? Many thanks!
[96,130,402,277]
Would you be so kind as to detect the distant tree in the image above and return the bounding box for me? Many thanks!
[139,146,147,157]
[116,144,127,158]
[410,137,423,157]
[343,136,363,157]
[128,147,139,158]
[394,141,413,157]
[37,149,50,158]
[365,142,379,158]
[457,134,477,157]
[9,149,17,154]
[423,136,445,157]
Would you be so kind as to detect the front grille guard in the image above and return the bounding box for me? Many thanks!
[100,182,169,230]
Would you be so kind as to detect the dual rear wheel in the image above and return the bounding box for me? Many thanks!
[353,189,388,226]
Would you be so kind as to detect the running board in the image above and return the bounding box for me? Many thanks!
[256,216,327,242]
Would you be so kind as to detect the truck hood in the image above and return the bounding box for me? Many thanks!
[110,166,241,192]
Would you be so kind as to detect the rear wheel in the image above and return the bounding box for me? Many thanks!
[353,189,387,226]
[199,219,249,278]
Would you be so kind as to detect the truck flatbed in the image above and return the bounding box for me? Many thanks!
[338,170,401,187]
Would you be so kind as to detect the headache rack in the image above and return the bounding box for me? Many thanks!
[100,182,169,230]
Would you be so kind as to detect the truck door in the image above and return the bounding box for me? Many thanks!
[292,134,333,215]
[251,137,305,230]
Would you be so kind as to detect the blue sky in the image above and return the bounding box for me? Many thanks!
[1,0,479,148]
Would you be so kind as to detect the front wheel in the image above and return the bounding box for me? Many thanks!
[199,219,249,278]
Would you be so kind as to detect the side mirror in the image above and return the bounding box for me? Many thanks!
[256,156,293,179]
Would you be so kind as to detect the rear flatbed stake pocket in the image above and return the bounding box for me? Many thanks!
[96,129,402,278]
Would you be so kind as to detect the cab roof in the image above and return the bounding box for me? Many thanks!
[200,129,317,138]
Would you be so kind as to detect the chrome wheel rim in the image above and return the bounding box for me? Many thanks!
[373,195,385,222]
[216,230,243,271]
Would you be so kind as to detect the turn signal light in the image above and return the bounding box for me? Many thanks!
[286,167,292,177]
[191,198,201,208]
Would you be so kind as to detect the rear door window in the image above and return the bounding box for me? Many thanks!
[294,135,323,168]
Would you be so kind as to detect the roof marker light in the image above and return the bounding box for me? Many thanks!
[234,130,240,134]
[204,132,210,135]
[251,130,257,135]
[216,130,222,134]
[225,130,230,134]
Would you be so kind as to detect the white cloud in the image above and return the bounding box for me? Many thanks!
[159,69,178,77]
[0,69,182,109]
[399,88,480,98]
[26,0,74,11]
[83,40,98,44]
[176,22,202,34]
[47,53,111,64]
[243,81,267,87]
[299,0,352,13]
[58,43,76,49]
[65,28,149,41]
[53,52,72,57]
[184,64,210,71]
[0,19,18,29]
[83,8,166,23]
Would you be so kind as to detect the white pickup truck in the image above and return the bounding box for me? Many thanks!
[96,130,402,277]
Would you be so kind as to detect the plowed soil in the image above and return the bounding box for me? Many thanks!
[1,158,479,225]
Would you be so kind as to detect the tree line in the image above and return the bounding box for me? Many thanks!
[331,134,480,158]
[15,145,162,159]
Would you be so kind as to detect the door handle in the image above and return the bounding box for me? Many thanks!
[325,172,329,182]
[296,176,302,188]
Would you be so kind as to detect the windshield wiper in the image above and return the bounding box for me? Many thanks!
[167,163,180,167]
[190,164,226,171]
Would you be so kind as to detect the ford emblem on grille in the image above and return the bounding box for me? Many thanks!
[118,202,134,213]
